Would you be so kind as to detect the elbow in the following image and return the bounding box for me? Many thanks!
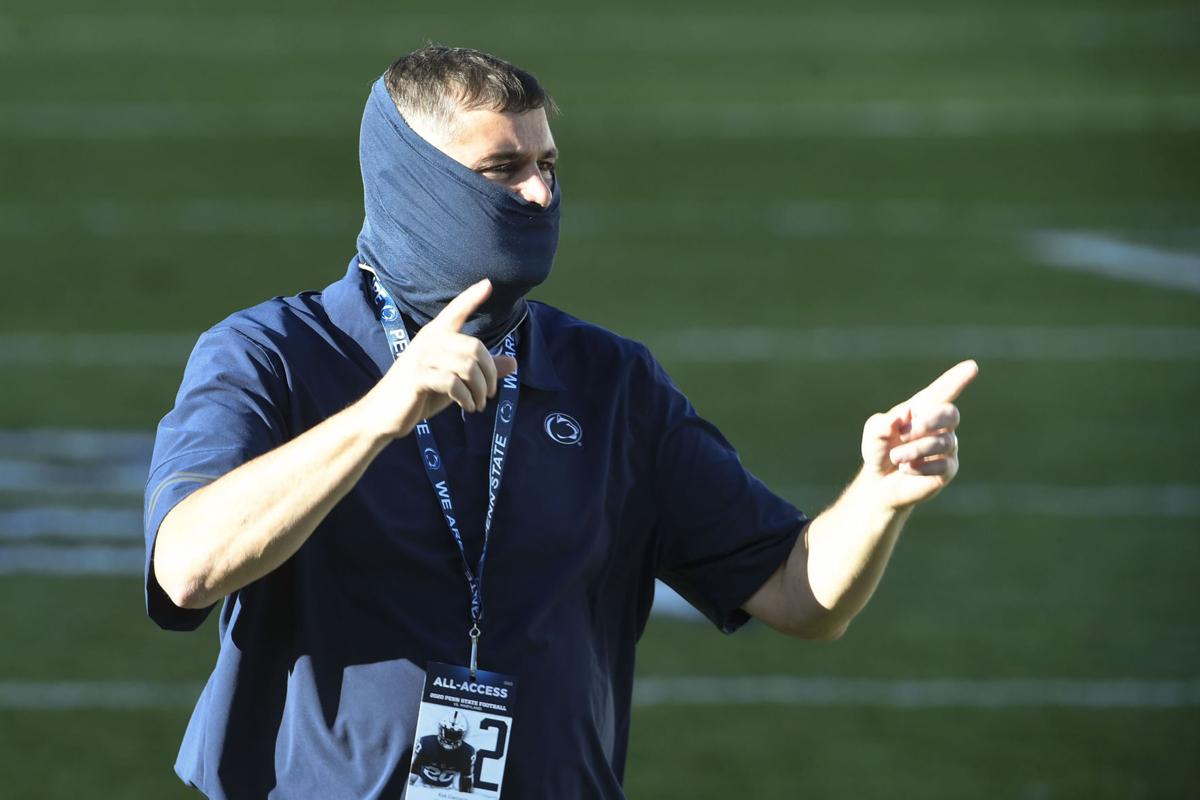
[153,528,214,610]
[174,581,214,612]
[152,492,224,611]
[155,560,213,610]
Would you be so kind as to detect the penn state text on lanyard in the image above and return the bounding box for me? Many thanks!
[368,272,519,680]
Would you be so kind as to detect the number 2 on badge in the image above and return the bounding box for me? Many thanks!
[474,717,509,791]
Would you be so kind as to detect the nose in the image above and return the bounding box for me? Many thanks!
[516,170,553,208]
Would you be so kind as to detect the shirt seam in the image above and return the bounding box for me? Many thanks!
[148,446,249,477]
[147,470,219,524]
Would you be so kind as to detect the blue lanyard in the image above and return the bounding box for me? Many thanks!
[367,272,520,678]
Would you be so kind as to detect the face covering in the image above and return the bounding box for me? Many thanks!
[355,77,561,345]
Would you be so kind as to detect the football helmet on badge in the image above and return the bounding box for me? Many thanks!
[438,711,469,749]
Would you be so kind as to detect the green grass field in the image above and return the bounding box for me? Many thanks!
[1,0,1198,797]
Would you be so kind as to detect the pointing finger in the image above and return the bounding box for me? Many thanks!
[430,279,492,333]
[912,360,979,404]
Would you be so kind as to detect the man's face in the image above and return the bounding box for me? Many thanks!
[410,105,558,208]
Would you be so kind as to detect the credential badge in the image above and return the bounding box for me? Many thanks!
[544,412,582,446]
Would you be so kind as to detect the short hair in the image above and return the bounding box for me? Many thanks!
[383,44,557,137]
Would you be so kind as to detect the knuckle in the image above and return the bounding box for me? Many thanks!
[945,404,961,427]
[455,352,477,373]
[866,413,890,433]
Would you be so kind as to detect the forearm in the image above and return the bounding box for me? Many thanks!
[153,400,391,609]
[795,468,912,636]
[745,468,911,640]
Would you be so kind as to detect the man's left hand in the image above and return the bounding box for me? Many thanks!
[860,360,979,510]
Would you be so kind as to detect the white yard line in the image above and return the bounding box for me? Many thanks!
[3,200,1197,239]
[2,482,1198,544]
[647,326,1200,363]
[0,459,147,495]
[0,332,198,367]
[2,326,1199,369]
[781,483,1200,519]
[0,9,1194,55]
[1028,230,1200,294]
[1,482,1197,576]
[1,429,1197,584]
[0,507,143,540]
[0,677,1195,711]
[632,676,1200,709]
[2,96,1197,140]
[0,680,203,710]
[0,544,143,575]
[590,96,1200,140]
[0,428,152,460]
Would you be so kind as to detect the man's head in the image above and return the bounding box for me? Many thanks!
[383,45,558,208]
[356,46,561,344]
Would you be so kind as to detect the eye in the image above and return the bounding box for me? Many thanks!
[480,163,517,176]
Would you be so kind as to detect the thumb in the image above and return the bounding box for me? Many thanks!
[865,406,909,442]
[430,279,492,332]
[494,354,518,378]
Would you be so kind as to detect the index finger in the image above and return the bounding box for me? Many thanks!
[912,359,979,403]
[429,279,492,332]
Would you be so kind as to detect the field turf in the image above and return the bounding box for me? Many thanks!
[1,0,1197,797]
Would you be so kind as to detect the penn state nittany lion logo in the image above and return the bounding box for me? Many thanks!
[499,400,515,423]
[544,412,582,446]
[423,447,441,469]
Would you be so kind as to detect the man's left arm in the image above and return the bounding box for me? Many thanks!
[742,360,979,640]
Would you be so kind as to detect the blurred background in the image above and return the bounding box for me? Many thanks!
[1,0,1198,797]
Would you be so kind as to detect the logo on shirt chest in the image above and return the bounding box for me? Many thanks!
[544,412,582,446]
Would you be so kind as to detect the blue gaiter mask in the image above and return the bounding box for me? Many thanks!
[355,77,561,345]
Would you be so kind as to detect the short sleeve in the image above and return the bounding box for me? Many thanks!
[143,326,288,631]
[643,350,807,634]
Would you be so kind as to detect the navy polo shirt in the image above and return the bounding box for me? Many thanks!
[144,260,806,799]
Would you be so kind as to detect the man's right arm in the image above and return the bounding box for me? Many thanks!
[153,278,515,610]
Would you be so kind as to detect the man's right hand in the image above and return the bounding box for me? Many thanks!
[154,279,518,610]
[360,279,519,440]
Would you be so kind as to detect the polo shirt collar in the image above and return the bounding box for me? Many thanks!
[323,258,563,393]
[517,300,564,392]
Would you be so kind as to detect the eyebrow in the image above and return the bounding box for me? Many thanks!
[475,147,559,166]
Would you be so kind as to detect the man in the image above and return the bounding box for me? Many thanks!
[144,45,976,798]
